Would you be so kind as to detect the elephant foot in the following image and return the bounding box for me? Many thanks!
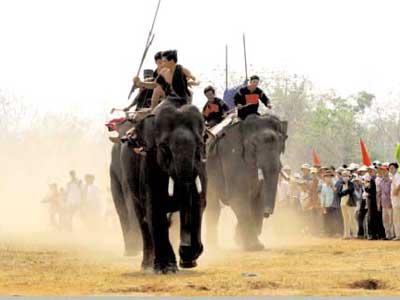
[124,249,140,257]
[243,241,265,251]
[179,259,197,269]
[141,260,154,273]
[178,244,203,269]
[153,262,178,274]
[166,262,178,273]
[263,207,273,218]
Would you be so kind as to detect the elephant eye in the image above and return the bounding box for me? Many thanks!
[159,143,170,153]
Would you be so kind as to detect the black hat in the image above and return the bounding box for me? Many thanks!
[143,69,154,80]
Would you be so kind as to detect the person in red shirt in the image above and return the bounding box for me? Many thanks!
[202,86,229,127]
[234,75,272,120]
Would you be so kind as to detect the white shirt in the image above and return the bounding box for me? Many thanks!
[86,184,103,215]
[391,173,400,208]
[278,180,290,202]
[66,180,82,206]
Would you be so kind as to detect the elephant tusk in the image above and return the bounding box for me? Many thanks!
[195,176,202,194]
[258,169,264,181]
[168,177,174,197]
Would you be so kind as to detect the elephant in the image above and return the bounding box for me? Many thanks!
[120,98,207,273]
[205,113,288,250]
[109,119,142,256]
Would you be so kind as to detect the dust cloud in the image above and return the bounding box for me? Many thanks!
[0,105,310,266]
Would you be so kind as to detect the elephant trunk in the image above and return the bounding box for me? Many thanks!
[261,168,280,217]
[257,153,281,218]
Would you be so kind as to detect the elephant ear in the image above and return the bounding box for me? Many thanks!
[280,120,289,153]
[280,121,288,138]
[136,115,156,150]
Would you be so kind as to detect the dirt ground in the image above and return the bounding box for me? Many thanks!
[1,229,400,296]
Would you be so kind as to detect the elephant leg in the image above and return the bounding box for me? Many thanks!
[133,203,154,271]
[231,199,264,251]
[148,189,177,274]
[178,184,205,269]
[252,193,265,236]
[110,170,140,256]
[205,187,221,249]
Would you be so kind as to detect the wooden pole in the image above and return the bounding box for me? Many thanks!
[225,44,228,90]
[127,0,162,100]
[243,33,248,83]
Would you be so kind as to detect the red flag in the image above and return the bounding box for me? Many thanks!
[312,150,321,166]
[360,138,372,166]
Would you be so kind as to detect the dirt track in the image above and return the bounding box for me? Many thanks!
[1,231,400,296]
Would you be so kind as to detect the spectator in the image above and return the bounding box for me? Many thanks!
[378,164,394,239]
[365,166,386,240]
[65,170,82,230]
[277,166,291,208]
[389,162,400,240]
[301,164,312,181]
[320,170,338,237]
[336,170,357,239]
[353,173,367,239]
[41,183,62,229]
[82,174,103,230]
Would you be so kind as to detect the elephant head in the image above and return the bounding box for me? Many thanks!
[153,104,205,193]
[240,114,288,215]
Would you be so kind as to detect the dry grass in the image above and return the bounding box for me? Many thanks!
[1,232,400,296]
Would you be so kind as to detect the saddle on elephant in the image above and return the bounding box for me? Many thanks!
[106,109,153,144]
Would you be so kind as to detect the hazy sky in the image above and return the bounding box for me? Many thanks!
[1,0,400,115]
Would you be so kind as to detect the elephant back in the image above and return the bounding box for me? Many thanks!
[206,113,288,158]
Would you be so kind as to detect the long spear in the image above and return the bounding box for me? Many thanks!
[243,33,248,83]
[225,44,228,90]
[127,0,162,100]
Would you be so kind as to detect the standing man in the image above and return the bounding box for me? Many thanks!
[234,75,272,120]
[82,174,103,230]
[365,166,386,240]
[378,165,394,239]
[389,162,400,240]
[336,170,357,239]
[353,173,367,239]
[320,170,337,236]
[65,170,82,231]
[41,183,62,229]
[202,86,229,127]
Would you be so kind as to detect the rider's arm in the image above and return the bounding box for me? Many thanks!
[234,89,244,107]
[220,100,230,114]
[182,67,196,81]
[124,93,141,111]
[133,76,157,89]
[259,90,271,108]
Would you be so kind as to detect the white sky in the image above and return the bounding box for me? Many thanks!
[1,0,400,116]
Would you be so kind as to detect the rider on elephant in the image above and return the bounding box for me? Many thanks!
[133,50,197,109]
[124,52,165,112]
[234,75,272,120]
[124,69,154,112]
[202,86,229,128]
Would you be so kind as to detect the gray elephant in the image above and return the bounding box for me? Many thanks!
[206,114,288,250]
[120,98,207,274]
[109,118,143,256]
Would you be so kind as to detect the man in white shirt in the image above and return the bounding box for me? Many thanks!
[82,174,103,229]
[65,170,82,230]
[389,162,400,240]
